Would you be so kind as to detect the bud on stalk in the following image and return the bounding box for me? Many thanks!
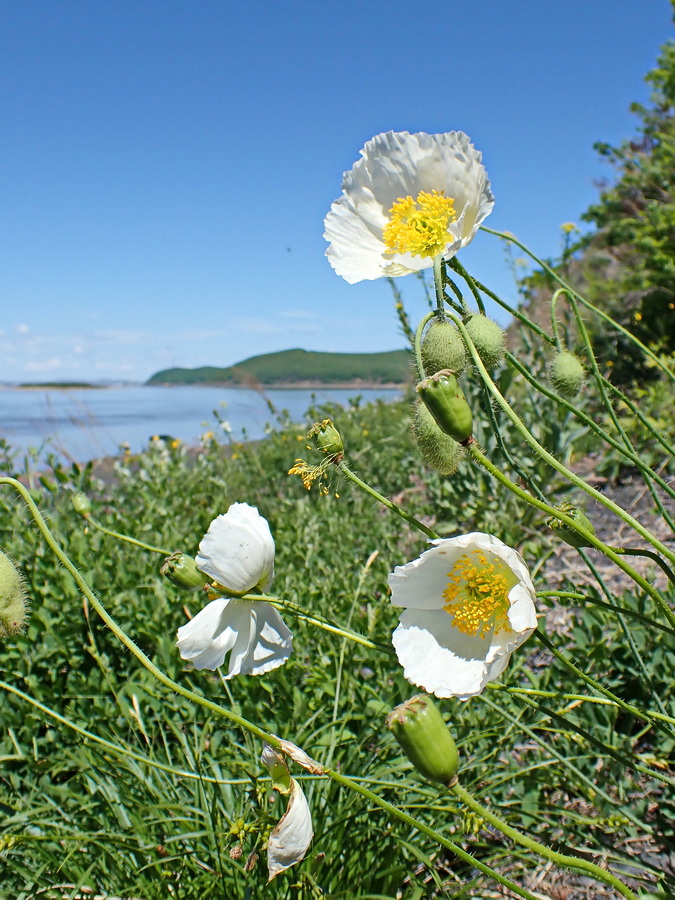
[417,370,473,444]
[386,694,459,784]
[161,552,210,591]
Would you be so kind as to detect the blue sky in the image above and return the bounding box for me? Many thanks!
[0,0,672,383]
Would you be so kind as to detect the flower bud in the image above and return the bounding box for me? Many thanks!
[71,492,92,517]
[308,419,344,459]
[0,551,29,638]
[160,552,210,591]
[547,504,596,549]
[421,320,466,376]
[464,314,505,368]
[417,370,473,444]
[386,694,459,784]
[549,351,585,398]
[411,400,464,475]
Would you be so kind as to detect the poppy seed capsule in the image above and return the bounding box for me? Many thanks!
[0,551,28,638]
[464,314,505,368]
[549,351,585,398]
[417,370,473,444]
[411,400,464,475]
[421,320,466,376]
[386,694,459,784]
[547,504,596,549]
[308,419,344,459]
[161,552,210,591]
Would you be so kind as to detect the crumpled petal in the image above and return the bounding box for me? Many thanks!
[267,777,313,880]
[324,130,494,283]
[176,598,292,677]
[389,532,537,700]
[196,502,275,593]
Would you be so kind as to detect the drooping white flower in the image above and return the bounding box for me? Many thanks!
[261,744,313,881]
[389,533,537,700]
[324,130,494,284]
[176,503,292,677]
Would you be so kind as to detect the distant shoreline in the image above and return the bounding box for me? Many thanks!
[6,381,406,391]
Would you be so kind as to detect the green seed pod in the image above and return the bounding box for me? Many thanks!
[547,504,596,549]
[161,552,210,591]
[549,351,585,398]
[421,320,466,376]
[464,314,505,368]
[0,551,29,638]
[308,419,344,459]
[71,492,92,517]
[411,400,463,475]
[417,370,473,444]
[386,694,459,784]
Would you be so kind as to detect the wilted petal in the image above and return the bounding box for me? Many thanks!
[267,777,313,881]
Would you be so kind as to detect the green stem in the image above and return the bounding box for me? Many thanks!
[537,590,675,636]
[433,254,445,313]
[414,310,436,380]
[447,308,675,568]
[616,546,675,584]
[250,594,395,655]
[549,288,568,351]
[448,257,486,314]
[336,461,439,540]
[84,515,171,555]
[481,225,675,385]
[467,442,675,629]
[506,351,675,505]
[451,782,638,899]
[535,628,675,730]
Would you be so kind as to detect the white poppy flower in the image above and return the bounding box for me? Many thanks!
[176,503,292,677]
[261,744,313,881]
[389,533,537,700]
[324,130,494,284]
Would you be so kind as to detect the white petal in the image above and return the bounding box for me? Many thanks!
[267,777,313,881]
[324,131,494,283]
[392,609,501,700]
[223,602,293,679]
[176,599,292,676]
[389,535,487,610]
[196,502,275,593]
[176,599,239,670]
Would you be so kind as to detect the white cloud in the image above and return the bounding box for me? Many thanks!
[16,324,30,335]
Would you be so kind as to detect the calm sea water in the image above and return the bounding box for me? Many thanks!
[0,384,402,463]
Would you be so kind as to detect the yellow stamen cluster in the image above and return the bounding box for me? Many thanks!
[442,550,511,638]
[383,190,457,259]
[288,459,330,494]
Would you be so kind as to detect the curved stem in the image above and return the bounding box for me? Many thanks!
[446,308,675,567]
[451,782,638,899]
[616,546,675,584]
[466,443,675,629]
[549,288,568,351]
[336,461,439,540]
[448,257,486,314]
[481,225,675,385]
[84,515,171,555]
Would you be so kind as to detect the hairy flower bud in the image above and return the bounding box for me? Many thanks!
[547,504,596,549]
[549,351,585,399]
[386,694,459,784]
[464,314,505,368]
[0,551,29,638]
[308,419,344,459]
[161,552,210,591]
[411,400,464,475]
[421,320,466,376]
[417,370,473,444]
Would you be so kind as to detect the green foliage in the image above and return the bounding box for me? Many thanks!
[147,347,411,386]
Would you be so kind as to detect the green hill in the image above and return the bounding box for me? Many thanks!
[146,348,411,387]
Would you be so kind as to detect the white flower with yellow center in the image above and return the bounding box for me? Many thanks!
[389,533,537,700]
[324,130,494,284]
[176,503,292,678]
